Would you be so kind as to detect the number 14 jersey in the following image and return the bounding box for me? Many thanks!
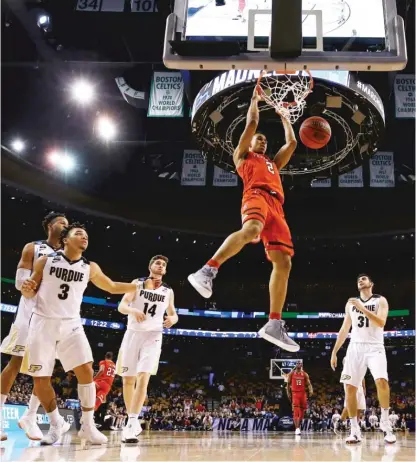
[127,278,172,332]
[349,295,384,345]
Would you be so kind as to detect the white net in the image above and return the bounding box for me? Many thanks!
[257,70,314,125]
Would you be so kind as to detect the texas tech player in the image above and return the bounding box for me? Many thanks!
[20,223,138,445]
[0,212,68,442]
[117,255,178,443]
[286,361,313,435]
[94,352,116,411]
[331,274,396,444]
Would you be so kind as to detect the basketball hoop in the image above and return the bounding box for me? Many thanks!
[256,70,314,125]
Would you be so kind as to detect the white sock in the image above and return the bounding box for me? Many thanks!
[128,413,138,422]
[47,408,60,426]
[82,410,94,426]
[350,417,358,429]
[381,408,390,421]
[1,394,7,406]
[24,394,41,418]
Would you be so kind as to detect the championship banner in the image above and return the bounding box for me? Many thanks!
[311,178,331,188]
[213,417,274,431]
[213,166,238,187]
[338,166,363,188]
[181,150,207,186]
[394,74,415,119]
[369,152,395,188]
[148,72,184,117]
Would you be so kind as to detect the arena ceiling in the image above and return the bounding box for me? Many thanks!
[1,0,415,235]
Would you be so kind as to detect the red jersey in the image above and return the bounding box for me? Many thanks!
[95,360,116,385]
[291,371,306,393]
[237,152,285,203]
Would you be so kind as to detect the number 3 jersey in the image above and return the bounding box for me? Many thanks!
[127,278,172,332]
[349,295,384,345]
[34,251,90,319]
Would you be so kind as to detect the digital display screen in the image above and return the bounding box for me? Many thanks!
[185,0,386,43]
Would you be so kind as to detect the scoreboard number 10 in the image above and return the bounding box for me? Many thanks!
[131,0,158,13]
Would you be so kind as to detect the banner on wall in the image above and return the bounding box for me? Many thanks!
[338,166,363,188]
[181,150,207,186]
[394,74,415,119]
[213,417,274,431]
[311,178,331,188]
[369,152,395,188]
[213,166,238,187]
[148,72,184,117]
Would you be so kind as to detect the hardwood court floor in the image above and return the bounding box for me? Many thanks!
[2,430,415,461]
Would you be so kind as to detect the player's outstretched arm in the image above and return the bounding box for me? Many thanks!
[330,302,352,371]
[348,297,389,328]
[163,290,178,328]
[20,255,47,299]
[232,86,262,166]
[15,242,35,290]
[90,262,137,294]
[273,112,297,170]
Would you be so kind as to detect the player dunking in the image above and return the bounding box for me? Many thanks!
[188,86,299,352]
[286,361,313,435]
[331,274,396,444]
[116,255,178,443]
[0,212,68,442]
[20,223,138,445]
[94,352,116,412]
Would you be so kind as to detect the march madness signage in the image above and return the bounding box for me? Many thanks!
[148,72,184,117]
[394,75,415,119]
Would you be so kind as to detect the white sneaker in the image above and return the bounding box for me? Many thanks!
[78,424,108,444]
[188,266,218,299]
[380,420,396,444]
[41,417,70,445]
[0,430,7,441]
[135,421,143,437]
[18,415,43,441]
[295,428,301,435]
[122,422,138,444]
[345,428,362,444]
[258,319,300,352]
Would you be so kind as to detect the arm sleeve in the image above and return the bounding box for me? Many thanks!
[15,268,31,290]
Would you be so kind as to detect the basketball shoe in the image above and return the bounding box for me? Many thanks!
[18,414,43,440]
[188,266,218,299]
[78,423,108,444]
[40,417,70,445]
[258,320,300,352]
[345,427,362,444]
[380,420,396,444]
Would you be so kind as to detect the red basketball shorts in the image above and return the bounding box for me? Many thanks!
[94,380,111,405]
[292,392,307,409]
[241,189,294,257]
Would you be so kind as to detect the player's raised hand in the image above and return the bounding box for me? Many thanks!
[131,309,146,323]
[348,298,365,313]
[21,278,37,297]
[330,353,337,371]
[252,85,263,102]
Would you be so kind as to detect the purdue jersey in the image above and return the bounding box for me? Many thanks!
[34,251,90,319]
[127,278,172,332]
[14,240,59,326]
[349,295,384,344]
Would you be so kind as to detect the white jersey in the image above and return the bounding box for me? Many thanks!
[369,414,378,425]
[34,251,90,319]
[14,240,58,327]
[348,295,384,344]
[332,413,341,423]
[127,279,172,332]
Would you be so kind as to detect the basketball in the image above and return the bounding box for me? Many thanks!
[299,117,332,150]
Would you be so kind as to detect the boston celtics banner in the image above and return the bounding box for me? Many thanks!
[394,75,415,119]
[181,150,207,186]
[311,178,331,188]
[338,166,363,188]
[213,166,238,187]
[369,152,395,188]
[148,72,184,117]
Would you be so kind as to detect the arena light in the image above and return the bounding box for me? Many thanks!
[10,139,25,153]
[48,150,75,172]
[37,15,49,28]
[96,116,117,141]
[70,79,95,105]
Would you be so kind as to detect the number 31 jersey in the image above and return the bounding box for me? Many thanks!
[349,295,384,345]
[34,252,90,319]
[127,278,172,332]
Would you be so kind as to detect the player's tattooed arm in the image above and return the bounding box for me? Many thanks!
[330,302,352,371]
[164,290,178,328]
[273,113,297,170]
[20,255,47,298]
[286,371,293,400]
[89,262,138,294]
[15,242,35,290]
[348,297,389,328]
[233,86,262,166]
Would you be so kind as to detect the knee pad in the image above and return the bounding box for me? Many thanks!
[78,382,96,409]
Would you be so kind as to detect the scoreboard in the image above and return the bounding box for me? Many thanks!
[76,0,158,13]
